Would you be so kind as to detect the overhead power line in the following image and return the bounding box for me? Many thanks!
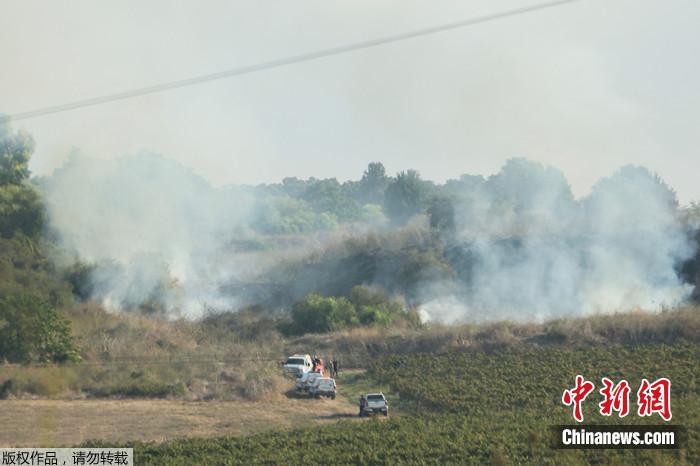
[3,0,581,123]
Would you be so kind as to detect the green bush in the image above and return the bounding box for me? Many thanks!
[0,183,45,239]
[0,234,74,308]
[90,381,187,399]
[289,294,358,334]
[286,287,415,335]
[0,294,80,363]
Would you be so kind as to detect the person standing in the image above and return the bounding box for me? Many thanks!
[332,358,339,378]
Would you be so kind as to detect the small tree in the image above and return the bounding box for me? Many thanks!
[0,294,80,363]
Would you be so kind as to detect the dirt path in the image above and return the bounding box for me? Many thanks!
[0,396,358,447]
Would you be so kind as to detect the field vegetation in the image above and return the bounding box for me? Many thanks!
[95,336,699,465]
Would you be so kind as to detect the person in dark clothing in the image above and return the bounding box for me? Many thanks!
[359,395,367,416]
[332,358,339,378]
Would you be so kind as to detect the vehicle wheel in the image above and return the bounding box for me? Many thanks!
[314,394,320,399]
[383,411,388,417]
[331,395,336,400]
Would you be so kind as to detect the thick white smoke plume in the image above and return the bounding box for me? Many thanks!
[42,154,695,322]
[420,160,694,323]
[43,152,256,315]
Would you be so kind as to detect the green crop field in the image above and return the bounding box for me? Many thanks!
[110,342,699,465]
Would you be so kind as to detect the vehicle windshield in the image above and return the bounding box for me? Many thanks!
[367,394,384,401]
[285,358,305,365]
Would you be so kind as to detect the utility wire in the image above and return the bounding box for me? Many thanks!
[2,0,582,123]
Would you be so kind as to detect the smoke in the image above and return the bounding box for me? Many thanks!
[42,153,695,323]
[420,160,695,323]
[42,151,256,315]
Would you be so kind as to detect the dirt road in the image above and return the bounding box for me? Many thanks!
[0,396,357,447]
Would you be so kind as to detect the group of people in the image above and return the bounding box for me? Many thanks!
[311,355,340,378]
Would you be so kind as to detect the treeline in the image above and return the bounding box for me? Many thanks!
[0,123,79,363]
[242,162,495,235]
[3,119,700,361]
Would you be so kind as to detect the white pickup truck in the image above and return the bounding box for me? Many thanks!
[309,377,336,399]
[296,371,323,393]
[283,354,313,377]
[360,392,389,417]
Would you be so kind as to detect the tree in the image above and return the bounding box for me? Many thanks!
[428,197,456,236]
[485,158,575,216]
[0,183,45,239]
[253,196,338,234]
[359,162,390,204]
[0,294,79,363]
[302,178,361,222]
[0,123,44,239]
[383,170,427,224]
[0,122,34,186]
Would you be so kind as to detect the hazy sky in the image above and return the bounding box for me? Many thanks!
[2,0,699,203]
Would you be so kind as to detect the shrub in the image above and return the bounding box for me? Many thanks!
[286,288,415,335]
[91,381,187,399]
[290,294,358,334]
[0,234,74,308]
[0,294,80,363]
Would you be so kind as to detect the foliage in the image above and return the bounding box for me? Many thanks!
[427,196,456,235]
[286,287,414,335]
[288,294,358,334]
[396,249,454,296]
[0,294,80,363]
[62,261,97,301]
[0,124,45,240]
[0,123,34,186]
[0,234,74,307]
[359,203,385,223]
[359,162,390,205]
[301,178,362,223]
[485,157,575,215]
[383,170,428,224]
[117,341,698,465]
[0,123,74,308]
[90,381,187,398]
[252,196,338,234]
[0,183,45,239]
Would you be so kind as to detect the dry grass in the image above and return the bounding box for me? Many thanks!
[0,396,358,447]
[291,305,700,362]
[3,303,698,400]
